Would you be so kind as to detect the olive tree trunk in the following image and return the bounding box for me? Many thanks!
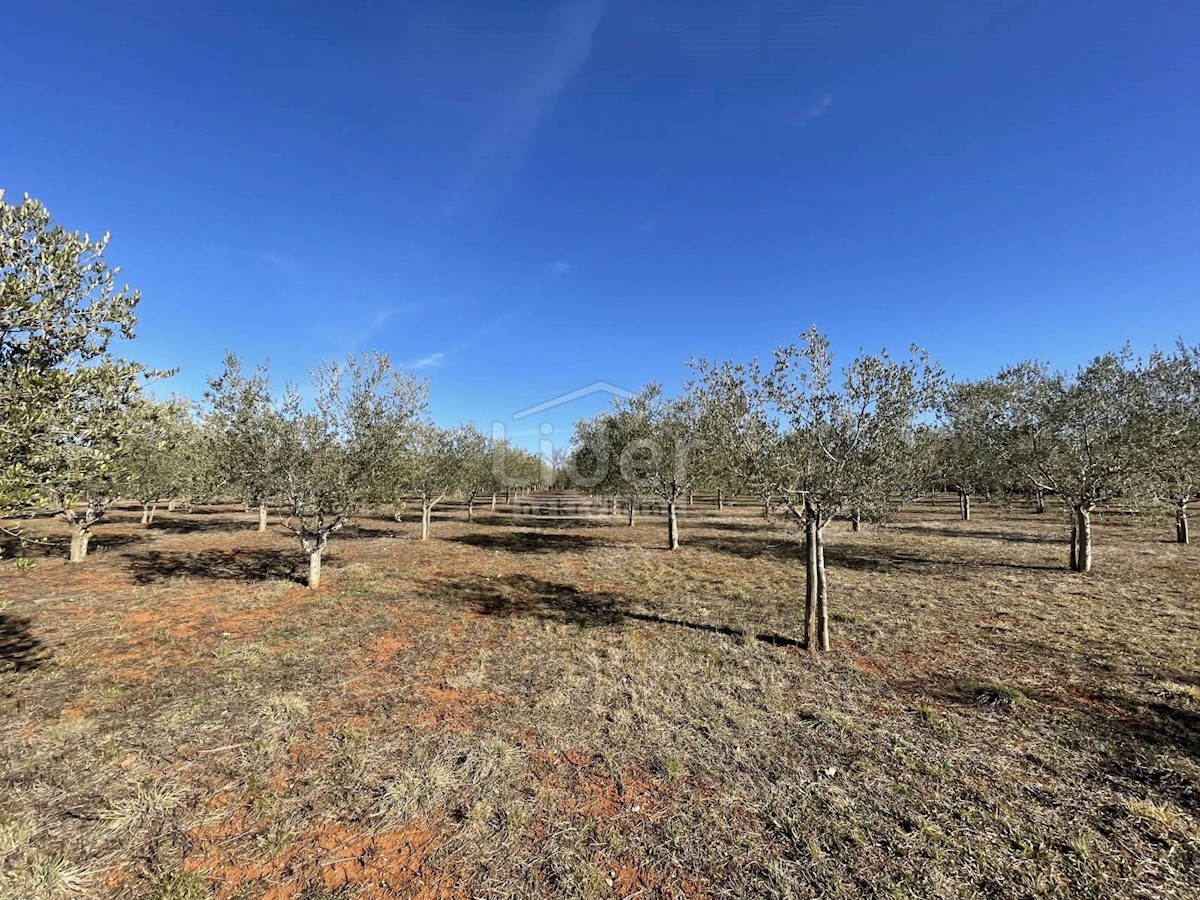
[716,488,724,511]
[1069,513,1078,570]
[69,527,91,563]
[1077,506,1093,572]
[815,525,830,652]
[258,503,269,532]
[667,499,679,550]
[308,548,322,589]
[1177,504,1189,544]
[421,501,432,541]
[804,515,818,649]
[958,490,971,521]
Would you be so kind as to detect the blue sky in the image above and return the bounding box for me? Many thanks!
[5,1,1198,451]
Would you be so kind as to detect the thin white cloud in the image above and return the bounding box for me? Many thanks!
[549,260,574,274]
[406,351,446,370]
[791,92,833,129]
[345,303,420,352]
[442,0,605,219]
[260,251,300,279]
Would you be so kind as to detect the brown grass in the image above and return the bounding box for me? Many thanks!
[1,496,1197,898]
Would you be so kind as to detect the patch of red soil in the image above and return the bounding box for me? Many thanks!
[601,857,711,899]
[533,751,673,825]
[414,685,511,731]
[185,815,464,900]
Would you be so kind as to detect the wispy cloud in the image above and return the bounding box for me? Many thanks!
[636,216,656,234]
[791,92,833,129]
[549,260,574,274]
[345,303,420,352]
[400,311,519,373]
[406,351,446,370]
[260,250,301,280]
[442,0,605,219]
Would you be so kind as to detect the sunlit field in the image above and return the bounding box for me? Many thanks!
[2,495,1196,899]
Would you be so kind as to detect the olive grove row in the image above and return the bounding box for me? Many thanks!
[3,193,1197,649]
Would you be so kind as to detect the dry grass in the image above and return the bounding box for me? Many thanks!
[1,496,1197,898]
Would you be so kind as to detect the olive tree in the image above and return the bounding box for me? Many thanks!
[700,328,939,651]
[204,352,283,531]
[276,352,425,587]
[42,374,161,560]
[569,405,647,527]
[120,398,200,524]
[977,353,1142,572]
[572,384,699,549]
[400,422,471,541]
[935,381,1002,521]
[456,424,497,522]
[1138,341,1200,544]
[1,191,156,558]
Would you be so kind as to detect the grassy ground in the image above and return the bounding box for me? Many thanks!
[1,496,1197,899]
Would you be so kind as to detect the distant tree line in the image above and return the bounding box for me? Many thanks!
[3,193,1197,649]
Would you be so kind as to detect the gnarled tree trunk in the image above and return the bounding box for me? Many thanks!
[69,527,91,563]
[716,488,724,511]
[421,501,432,541]
[258,503,269,532]
[1177,503,1190,544]
[667,499,679,550]
[851,509,861,532]
[958,490,971,521]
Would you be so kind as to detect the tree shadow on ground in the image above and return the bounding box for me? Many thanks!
[472,514,622,530]
[900,524,1058,544]
[450,531,605,554]
[1,532,149,560]
[623,611,804,649]
[419,574,805,648]
[422,574,624,625]
[0,613,47,673]
[689,534,1061,572]
[696,519,788,535]
[145,517,258,535]
[126,548,305,585]
[898,675,1200,805]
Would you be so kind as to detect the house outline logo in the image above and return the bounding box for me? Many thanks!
[512,381,635,421]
